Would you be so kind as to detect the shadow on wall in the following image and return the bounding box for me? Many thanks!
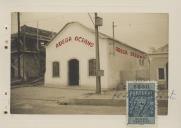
[115,69,149,90]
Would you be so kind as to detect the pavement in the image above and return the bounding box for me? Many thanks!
[11,85,168,115]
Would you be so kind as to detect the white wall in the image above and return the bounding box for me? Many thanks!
[149,54,168,89]
[107,40,149,89]
[45,23,109,88]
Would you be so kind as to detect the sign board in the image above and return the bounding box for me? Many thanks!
[96,70,104,76]
[95,17,103,26]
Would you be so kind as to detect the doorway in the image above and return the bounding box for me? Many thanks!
[68,59,79,86]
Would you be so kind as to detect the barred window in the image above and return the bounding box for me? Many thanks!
[158,68,165,80]
[89,59,96,76]
[52,61,60,77]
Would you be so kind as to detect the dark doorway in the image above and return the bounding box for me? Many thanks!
[68,59,79,86]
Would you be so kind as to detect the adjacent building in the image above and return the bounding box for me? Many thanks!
[11,25,56,84]
[148,44,168,90]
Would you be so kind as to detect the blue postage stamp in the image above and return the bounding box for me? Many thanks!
[127,81,157,125]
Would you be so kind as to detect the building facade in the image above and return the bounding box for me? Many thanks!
[149,44,168,90]
[45,22,150,89]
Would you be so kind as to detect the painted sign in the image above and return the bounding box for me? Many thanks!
[56,36,94,48]
[115,46,145,59]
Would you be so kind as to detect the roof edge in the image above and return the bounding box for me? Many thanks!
[46,21,147,53]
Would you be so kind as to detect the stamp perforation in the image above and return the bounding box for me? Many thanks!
[126,80,157,127]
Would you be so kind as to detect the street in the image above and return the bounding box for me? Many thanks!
[11,85,168,115]
[11,99,124,114]
[11,85,125,114]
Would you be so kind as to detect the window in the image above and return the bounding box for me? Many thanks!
[158,68,165,80]
[52,61,60,77]
[89,59,96,76]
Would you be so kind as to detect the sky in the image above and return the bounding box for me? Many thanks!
[11,12,168,52]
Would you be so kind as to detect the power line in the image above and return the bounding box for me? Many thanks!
[88,13,95,26]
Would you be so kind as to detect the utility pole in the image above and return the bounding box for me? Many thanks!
[22,24,25,81]
[36,21,41,77]
[17,12,21,79]
[112,21,116,55]
[95,13,102,94]
[37,21,39,51]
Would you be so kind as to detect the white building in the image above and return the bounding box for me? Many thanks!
[45,22,149,89]
[148,44,168,90]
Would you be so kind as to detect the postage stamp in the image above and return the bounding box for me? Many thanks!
[127,81,157,125]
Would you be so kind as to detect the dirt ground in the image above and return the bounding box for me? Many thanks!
[10,85,168,115]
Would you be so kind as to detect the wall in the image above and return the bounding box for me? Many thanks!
[149,54,168,89]
[45,23,109,88]
[11,54,41,81]
[107,40,149,89]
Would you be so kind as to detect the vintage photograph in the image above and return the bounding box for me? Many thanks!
[10,12,168,115]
